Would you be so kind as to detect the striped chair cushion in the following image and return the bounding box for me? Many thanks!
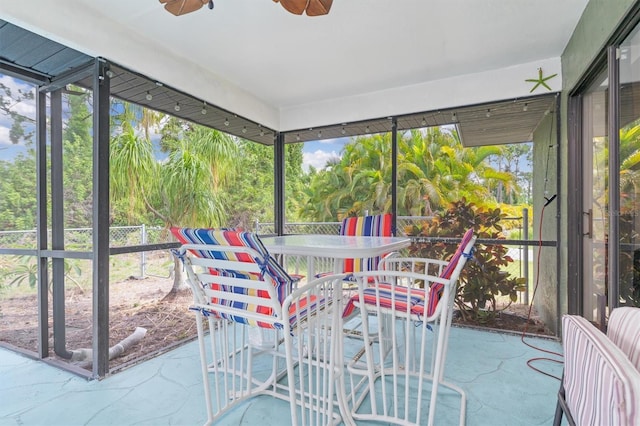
[607,307,640,371]
[192,291,322,330]
[340,213,393,273]
[341,213,393,236]
[342,282,427,318]
[562,315,640,425]
[286,294,322,329]
[171,227,295,327]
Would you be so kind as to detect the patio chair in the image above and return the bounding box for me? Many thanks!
[342,230,476,426]
[171,228,348,426]
[553,308,640,426]
[315,213,394,280]
[341,213,394,275]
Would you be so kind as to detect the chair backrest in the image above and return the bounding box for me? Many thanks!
[426,228,475,317]
[340,213,393,273]
[607,306,640,371]
[171,227,295,328]
[562,314,640,425]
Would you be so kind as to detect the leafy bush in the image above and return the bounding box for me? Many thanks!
[405,198,526,323]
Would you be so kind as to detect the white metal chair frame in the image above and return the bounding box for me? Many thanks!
[343,236,476,426]
[177,243,348,426]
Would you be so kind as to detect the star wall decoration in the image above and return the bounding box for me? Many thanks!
[526,68,558,93]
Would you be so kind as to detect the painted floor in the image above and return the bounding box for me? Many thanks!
[0,326,564,426]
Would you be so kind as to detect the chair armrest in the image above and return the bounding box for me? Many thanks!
[378,256,450,275]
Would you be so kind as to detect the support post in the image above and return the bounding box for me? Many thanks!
[391,118,398,236]
[274,132,285,236]
[523,208,529,305]
[50,89,72,359]
[92,58,111,378]
[36,89,49,358]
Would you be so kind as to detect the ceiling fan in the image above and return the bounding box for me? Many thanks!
[159,0,333,16]
[274,0,333,15]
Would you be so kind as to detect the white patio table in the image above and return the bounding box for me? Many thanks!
[261,234,411,279]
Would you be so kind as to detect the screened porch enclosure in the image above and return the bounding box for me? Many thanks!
[0,16,560,379]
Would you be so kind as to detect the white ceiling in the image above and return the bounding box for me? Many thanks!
[0,0,589,132]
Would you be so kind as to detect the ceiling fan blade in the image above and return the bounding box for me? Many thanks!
[305,0,332,16]
[162,0,207,16]
[274,0,308,15]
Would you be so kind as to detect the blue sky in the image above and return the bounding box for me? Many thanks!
[301,138,345,172]
[4,73,529,175]
[1,71,348,170]
[1,74,531,178]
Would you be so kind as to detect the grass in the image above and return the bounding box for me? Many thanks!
[0,250,174,301]
[2,247,538,306]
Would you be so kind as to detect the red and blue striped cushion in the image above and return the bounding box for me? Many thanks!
[342,282,427,318]
[340,213,393,237]
[171,227,296,328]
[340,214,393,273]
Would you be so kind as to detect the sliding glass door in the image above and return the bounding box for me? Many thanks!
[581,72,609,326]
[617,25,640,311]
[580,22,640,326]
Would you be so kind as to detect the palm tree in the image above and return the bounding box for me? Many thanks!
[300,127,518,221]
[397,129,448,215]
[111,101,162,141]
[110,120,238,296]
[110,130,156,222]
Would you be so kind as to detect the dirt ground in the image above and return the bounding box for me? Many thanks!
[0,275,552,373]
[0,275,197,372]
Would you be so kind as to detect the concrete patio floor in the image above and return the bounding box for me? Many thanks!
[0,326,563,426]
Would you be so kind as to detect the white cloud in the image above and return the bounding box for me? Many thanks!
[11,99,36,117]
[303,149,339,172]
[317,138,343,145]
[0,125,10,145]
[0,74,37,140]
[0,74,30,93]
[0,125,30,161]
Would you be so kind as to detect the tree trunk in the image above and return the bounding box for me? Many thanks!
[163,256,190,301]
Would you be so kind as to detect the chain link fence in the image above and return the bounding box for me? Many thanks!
[1,214,530,297]
[0,225,169,250]
[255,216,434,236]
[0,226,171,281]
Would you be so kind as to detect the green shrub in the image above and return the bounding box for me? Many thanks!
[2,256,82,291]
[405,198,526,323]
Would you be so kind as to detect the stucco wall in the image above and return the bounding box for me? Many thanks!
[532,109,560,334]
[563,0,636,92]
